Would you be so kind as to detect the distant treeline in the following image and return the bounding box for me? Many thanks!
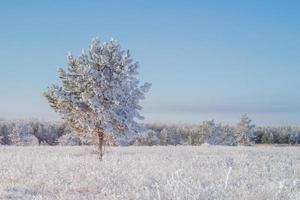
[0,117,299,146]
[141,122,300,146]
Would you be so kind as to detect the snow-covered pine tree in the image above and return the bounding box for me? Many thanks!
[44,38,151,158]
[235,114,256,145]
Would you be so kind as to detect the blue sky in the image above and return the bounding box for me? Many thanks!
[0,0,300,125]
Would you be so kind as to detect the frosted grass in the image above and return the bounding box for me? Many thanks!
[0,146,299,199]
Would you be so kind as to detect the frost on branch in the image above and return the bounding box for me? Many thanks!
[44,38,151,156]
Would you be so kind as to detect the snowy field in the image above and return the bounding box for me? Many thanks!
[0,146,299,200]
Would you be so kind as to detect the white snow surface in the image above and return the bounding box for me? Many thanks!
[0,146,299,200]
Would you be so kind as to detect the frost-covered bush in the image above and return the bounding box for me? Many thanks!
[59,123,97,145]
[21,135,39,146]
[0,119,66,146]
[30,121,66,145]
[0,120,37,145]
[58,133,83,146]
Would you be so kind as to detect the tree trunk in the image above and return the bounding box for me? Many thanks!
[96,122,105,159]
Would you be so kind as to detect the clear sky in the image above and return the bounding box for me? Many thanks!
[0,0,300,126]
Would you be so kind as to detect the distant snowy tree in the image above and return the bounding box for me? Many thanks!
[261,129,274,144]
[235,114,256,145]
[44,38,151,158]
[198,120,235,145]
[0,123,10,145]
[199,120,224,145]
[159,128,168,145]
[169,127,182,145]
[147,130,160,146]
[10,123,23,145]
[221,125,237,146]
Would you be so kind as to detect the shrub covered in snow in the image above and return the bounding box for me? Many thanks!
[0,119,66,146]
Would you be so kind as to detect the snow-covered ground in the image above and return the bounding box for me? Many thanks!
[0,146,299,200]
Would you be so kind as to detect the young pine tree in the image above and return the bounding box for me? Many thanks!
[44,38,151,158]
[235,114,256,145]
